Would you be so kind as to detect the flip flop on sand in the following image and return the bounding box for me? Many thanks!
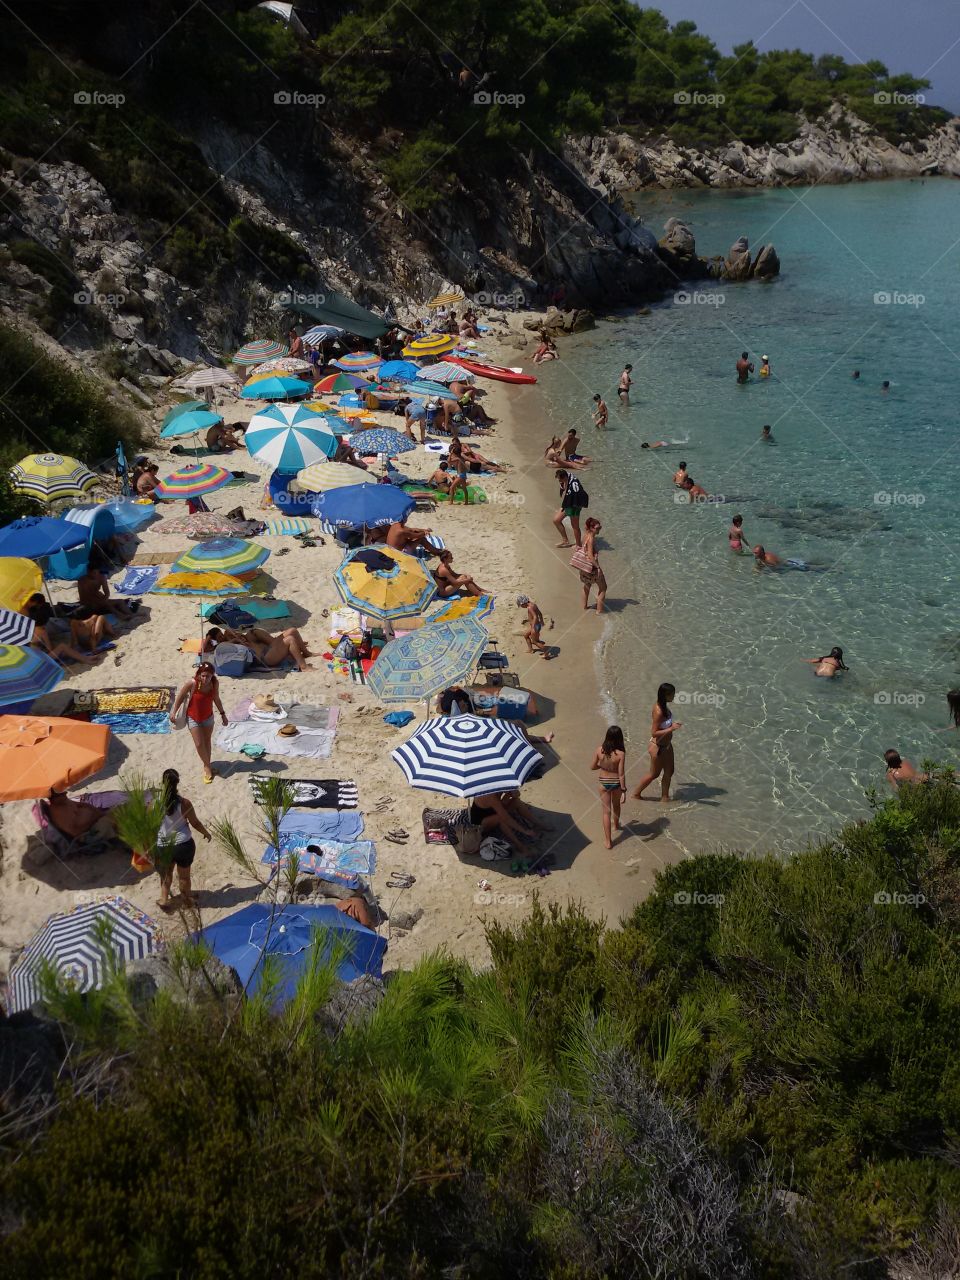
[386,872,416,889]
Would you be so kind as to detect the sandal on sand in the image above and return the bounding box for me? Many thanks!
[387,872,416,889]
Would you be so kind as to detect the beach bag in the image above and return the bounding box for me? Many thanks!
[211,601,256,629]
[170,700,189,730]
[130,849,154,873]
[334,635,359,661]
[450,824,483,856]
[569,546,594,574]
[213,643,253,677]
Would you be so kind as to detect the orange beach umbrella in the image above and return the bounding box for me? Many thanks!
[0,715,111,801]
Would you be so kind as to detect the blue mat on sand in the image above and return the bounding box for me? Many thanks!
[201,598,291,621]
[91,710,171,734]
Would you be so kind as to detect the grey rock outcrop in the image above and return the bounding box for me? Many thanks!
[724,237,753,282]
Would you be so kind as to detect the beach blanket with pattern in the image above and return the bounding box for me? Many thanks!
[69,687,172,714]
[265,517,312,535]
[262,834,376,878]
[115,565,162,595]
[249,775,359,809]
[92,710,171,734]
[215,720,334,759]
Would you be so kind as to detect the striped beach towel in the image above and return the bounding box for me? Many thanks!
[265,516,312,535]
[249,775,359,809]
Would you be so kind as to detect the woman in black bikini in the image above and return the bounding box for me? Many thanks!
[591,725,626,849]
[632,684,681,802]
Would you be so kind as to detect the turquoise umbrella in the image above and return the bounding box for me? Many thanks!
[160,408,223,439]
[367,615,489,703]
[240,376,311,401]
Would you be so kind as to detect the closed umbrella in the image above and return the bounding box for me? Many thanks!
[348,428,417,457]
[155,463,232,502]
[0,644,64,708]
[10,454,98,504]
[0,558,43,612]
[245,403,338,473]
[175,367,241,390]
[0,608,35,646]
[392,714,541,797]
[335,352,381,372]
[198,903,385,1006]
[334,545,436,621]
[172,537,269,578]
[294,462,377,493]
[0,517,88,559]
[151,571,252,597]
[367,616,488,704]
[402,334,457,358]
[7,895,162,1014]
[0,714,110,801]
[240,376,311,401]
[233,339,289,365]
[312,483,414,531]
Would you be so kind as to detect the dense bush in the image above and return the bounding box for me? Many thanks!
[3,783,959,1276]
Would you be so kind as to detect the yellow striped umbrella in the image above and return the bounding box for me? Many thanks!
[294,462,378,493]
[10,453,98,504]
[335,546,436,621]
[0,558,43,612]
[402,334,457,358]
[151,571,252,597]
[427,291,465,309]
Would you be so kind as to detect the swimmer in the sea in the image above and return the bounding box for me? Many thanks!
[884,749,928,790]
[736,351,754,383]
[852,370,860,380]
[672,461,688,487]
[680,475,710,503]
[728,515,747,552]
[752,545,781,568]
[760,424,774,442]
[641,441,670,449]
[802,646,848,678]
[882,380,890,393]
[759,354,771,378]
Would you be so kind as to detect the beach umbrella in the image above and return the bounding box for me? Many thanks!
[429,594,495,625]
[162,400,206,425]
[157,511,248,538]
[96,498,158,534]
[240,375,311,401]
[152,571,252,597]
[155,463,232,502]
[198,902,385,1006]
[0,516,88,559]
[0,644,63,708]
[375,360,420,380]
[398,382,459,401]
[159,408,223,440]
[368,616,488,704]
[174,367,241,390]
[427,291,465,308]
[314,372,366,394]
[312,483,415,531]
[0,714,110,801]
[303,325,344,345]
[0,558,43,612]
[0,608,35,646]
[348,428,417,457]
[245,403,338,473]
[402,334,457,358]
[416,361,474,384]
[233,339,289,365]
[248,357,313,377]
[335,352,381,372]
[294,461,377,493]
[10,454,98,505]
[392,714,541,798]
[172,537,270,578]
[7,895,162,1014]
[334,545,436,621]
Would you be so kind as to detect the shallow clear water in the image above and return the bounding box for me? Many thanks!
[537,179,960,855]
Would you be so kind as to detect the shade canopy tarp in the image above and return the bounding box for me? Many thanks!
[285,292,392,342]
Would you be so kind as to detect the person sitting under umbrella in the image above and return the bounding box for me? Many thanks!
[458,386,496,427]
[431,549,485,598]
[206,422,243,452]
[385,517,435,553]
[459,312,481,340]
[77,559,136,619]
[47,789,108,840]
[24,595,98,666]
[469,789,548,853]
[335,437,368,470]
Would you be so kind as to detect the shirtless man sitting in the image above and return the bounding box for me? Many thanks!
[206,422,242,452]
[562,428,591,466]
[385,517,434,552]
[77,564,136,619]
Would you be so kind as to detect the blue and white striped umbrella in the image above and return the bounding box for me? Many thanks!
[0,608,35,646]
[303,325,344,345]
[392,714,541,798]
[348,428,417,457]
[245,403,339,473]
[8,895,162,1013]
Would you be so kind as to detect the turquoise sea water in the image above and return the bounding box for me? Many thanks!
[537,179,960,855]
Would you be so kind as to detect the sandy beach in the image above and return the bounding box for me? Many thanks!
[0,318,684,979]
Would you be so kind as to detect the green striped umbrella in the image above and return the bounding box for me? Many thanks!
[172,537,270,578]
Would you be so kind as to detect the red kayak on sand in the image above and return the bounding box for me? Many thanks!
[447,356,537,385]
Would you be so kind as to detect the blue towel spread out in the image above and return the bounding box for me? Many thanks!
[116,565,161,595]
[91,710,171,734]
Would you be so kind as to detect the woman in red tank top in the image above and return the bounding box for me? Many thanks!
[170,662,228,784]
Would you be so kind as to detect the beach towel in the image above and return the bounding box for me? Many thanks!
[249,775,358,809]
[277,810,365,841]
[115,565,162,595]
[236,599,292,621]
[68,687,172,715]
[215,720,334,759]
[229,698,339,731]
[262,835,376,879]
[92,710,171,735]
[265,517,312,535]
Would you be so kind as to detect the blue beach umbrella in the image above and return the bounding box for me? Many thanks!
[377,360,420,380]
[245,403,338,473]
[348,428,418,457]
[160,408,223,439]
[97,498,159,534]
[0,516,88,559]
[240,376,312,401]
[312,483,415,531]
[392,714,541,798]
[367,615,489,703]
[0,644,64,709]
[198,903,386,1007]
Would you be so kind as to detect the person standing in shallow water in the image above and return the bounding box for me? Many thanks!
[633,683,681,802]
[591,725,626,849]
[736,351,754,383]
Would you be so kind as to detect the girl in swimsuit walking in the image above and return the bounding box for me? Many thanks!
[632,683,681,802]
[591,725,626,849]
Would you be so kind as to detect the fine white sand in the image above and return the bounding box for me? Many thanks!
[0,319,684,982]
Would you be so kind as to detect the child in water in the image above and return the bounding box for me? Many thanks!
[759,355,771,378]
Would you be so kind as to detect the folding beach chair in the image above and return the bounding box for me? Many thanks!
[473,638,519,689]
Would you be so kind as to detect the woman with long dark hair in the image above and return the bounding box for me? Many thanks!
[156,768,210,912]
[802,646,848,678]
[632,684,681,802]
[170,662,228,783]
[591,725,626,848]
